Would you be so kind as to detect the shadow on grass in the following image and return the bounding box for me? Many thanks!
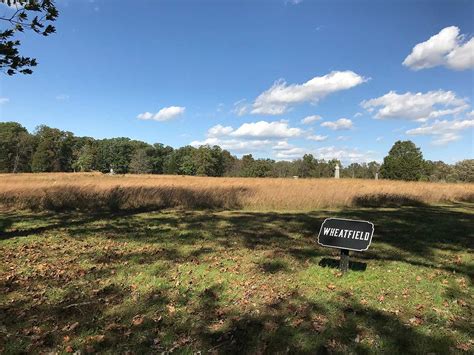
[319,257,368,272]
[1,203,473,353]
[353,193,427,207]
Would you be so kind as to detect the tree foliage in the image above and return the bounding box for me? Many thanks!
[0,0,58,75]
[380,140,425,181]
[0,122,469,181]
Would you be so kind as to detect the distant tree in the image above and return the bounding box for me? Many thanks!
[163,146,196,175]
[240,154,255,177]
[423,160,454,182]
[0,0,58,75]
[221,149,238,176]
[380,140,425,181]
[367,161,381,179]
[272,160,296,178]
[150,143,173,174]
[453,159,474,183]
[73,143,96,172]
[95,138,134,174]
[298,154,316,178]
[31,125,73,172]
[0,121,34,172]
[129,148,152,174]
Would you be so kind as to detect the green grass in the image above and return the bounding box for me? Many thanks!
[0,203,473,354]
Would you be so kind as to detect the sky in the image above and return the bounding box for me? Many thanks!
[0,0,473,164]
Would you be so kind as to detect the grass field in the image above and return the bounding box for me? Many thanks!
[0,173,473,211]
[0,174,473,353]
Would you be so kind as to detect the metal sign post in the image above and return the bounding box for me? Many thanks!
[317,218,374,274]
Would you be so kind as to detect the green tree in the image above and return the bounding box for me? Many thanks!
[0,0,58,75]
[150,143,173,174]
[95,138,135,174]
[73,143,96,172]
[453,159,474,183]
[163,146,196,175]
[0,121,34,172]
[31,125,73,172]
[298,154,316,178]
[380,140,425,181]
[129,149,152,174]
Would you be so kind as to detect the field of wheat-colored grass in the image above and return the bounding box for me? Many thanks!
[0,173,472,211]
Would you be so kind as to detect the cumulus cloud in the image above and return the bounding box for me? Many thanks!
[314,146,376,163]
[251,71,366,115]
[406,118,474,145]
[231,120,302,138]
[403,26,474,70]
[301,115,322,124]
[272,141,293,150]
[0,97,9,104]
[320,118,353,130]
[361,90,469,122]
[137,106,185,122]
[307,134,328,142]
[207,124,234,137]
[190,137,271,152]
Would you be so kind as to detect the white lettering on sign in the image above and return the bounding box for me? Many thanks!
[323,227,370,241]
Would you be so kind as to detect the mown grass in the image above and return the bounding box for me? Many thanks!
[1,203,473,353]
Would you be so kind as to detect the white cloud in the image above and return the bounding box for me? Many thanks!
[207,124,234,137]
[232,99,249,116]
[336,136,350,141]
[406,118,474,145]
[446,37,474,70]
[314,146,377,163]
[361,90,469,122]
[0,97,9,105]
[274,147,307,160]
[137,106,185,122]
[376,136,383,142]
[321,118,353,130]
[353,112,363,118]
[190,137,271,152]
[251,71,366,115]
[307,134,328,142]
[403,26,474,70]
[301,115,322,124]
[231,120,302,138]
[272,141,293,150]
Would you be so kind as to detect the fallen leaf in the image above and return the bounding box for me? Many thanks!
[456,342,471,351]
[378,295,385,302]
[167,304,176,314]
[132,315,144,326]
[327,284,336,291]
[65,345,74,353]
[409,316,423,326]
[62,322,79,332]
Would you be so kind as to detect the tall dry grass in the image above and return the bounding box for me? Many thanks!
[0,173,472,211]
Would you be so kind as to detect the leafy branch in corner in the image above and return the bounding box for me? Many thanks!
[0,0,58,75]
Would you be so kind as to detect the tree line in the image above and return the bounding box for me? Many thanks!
[0,122,472,182]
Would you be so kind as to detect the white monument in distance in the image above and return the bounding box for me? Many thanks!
[335,164,340,179]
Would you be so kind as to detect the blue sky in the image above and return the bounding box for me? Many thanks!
[0,0,473,163]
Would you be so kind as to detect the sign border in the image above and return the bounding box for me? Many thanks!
[317,217,375,252]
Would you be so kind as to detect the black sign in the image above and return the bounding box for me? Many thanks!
[318,218,374,252]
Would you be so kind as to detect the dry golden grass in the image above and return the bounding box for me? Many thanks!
[0,173,472,211]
